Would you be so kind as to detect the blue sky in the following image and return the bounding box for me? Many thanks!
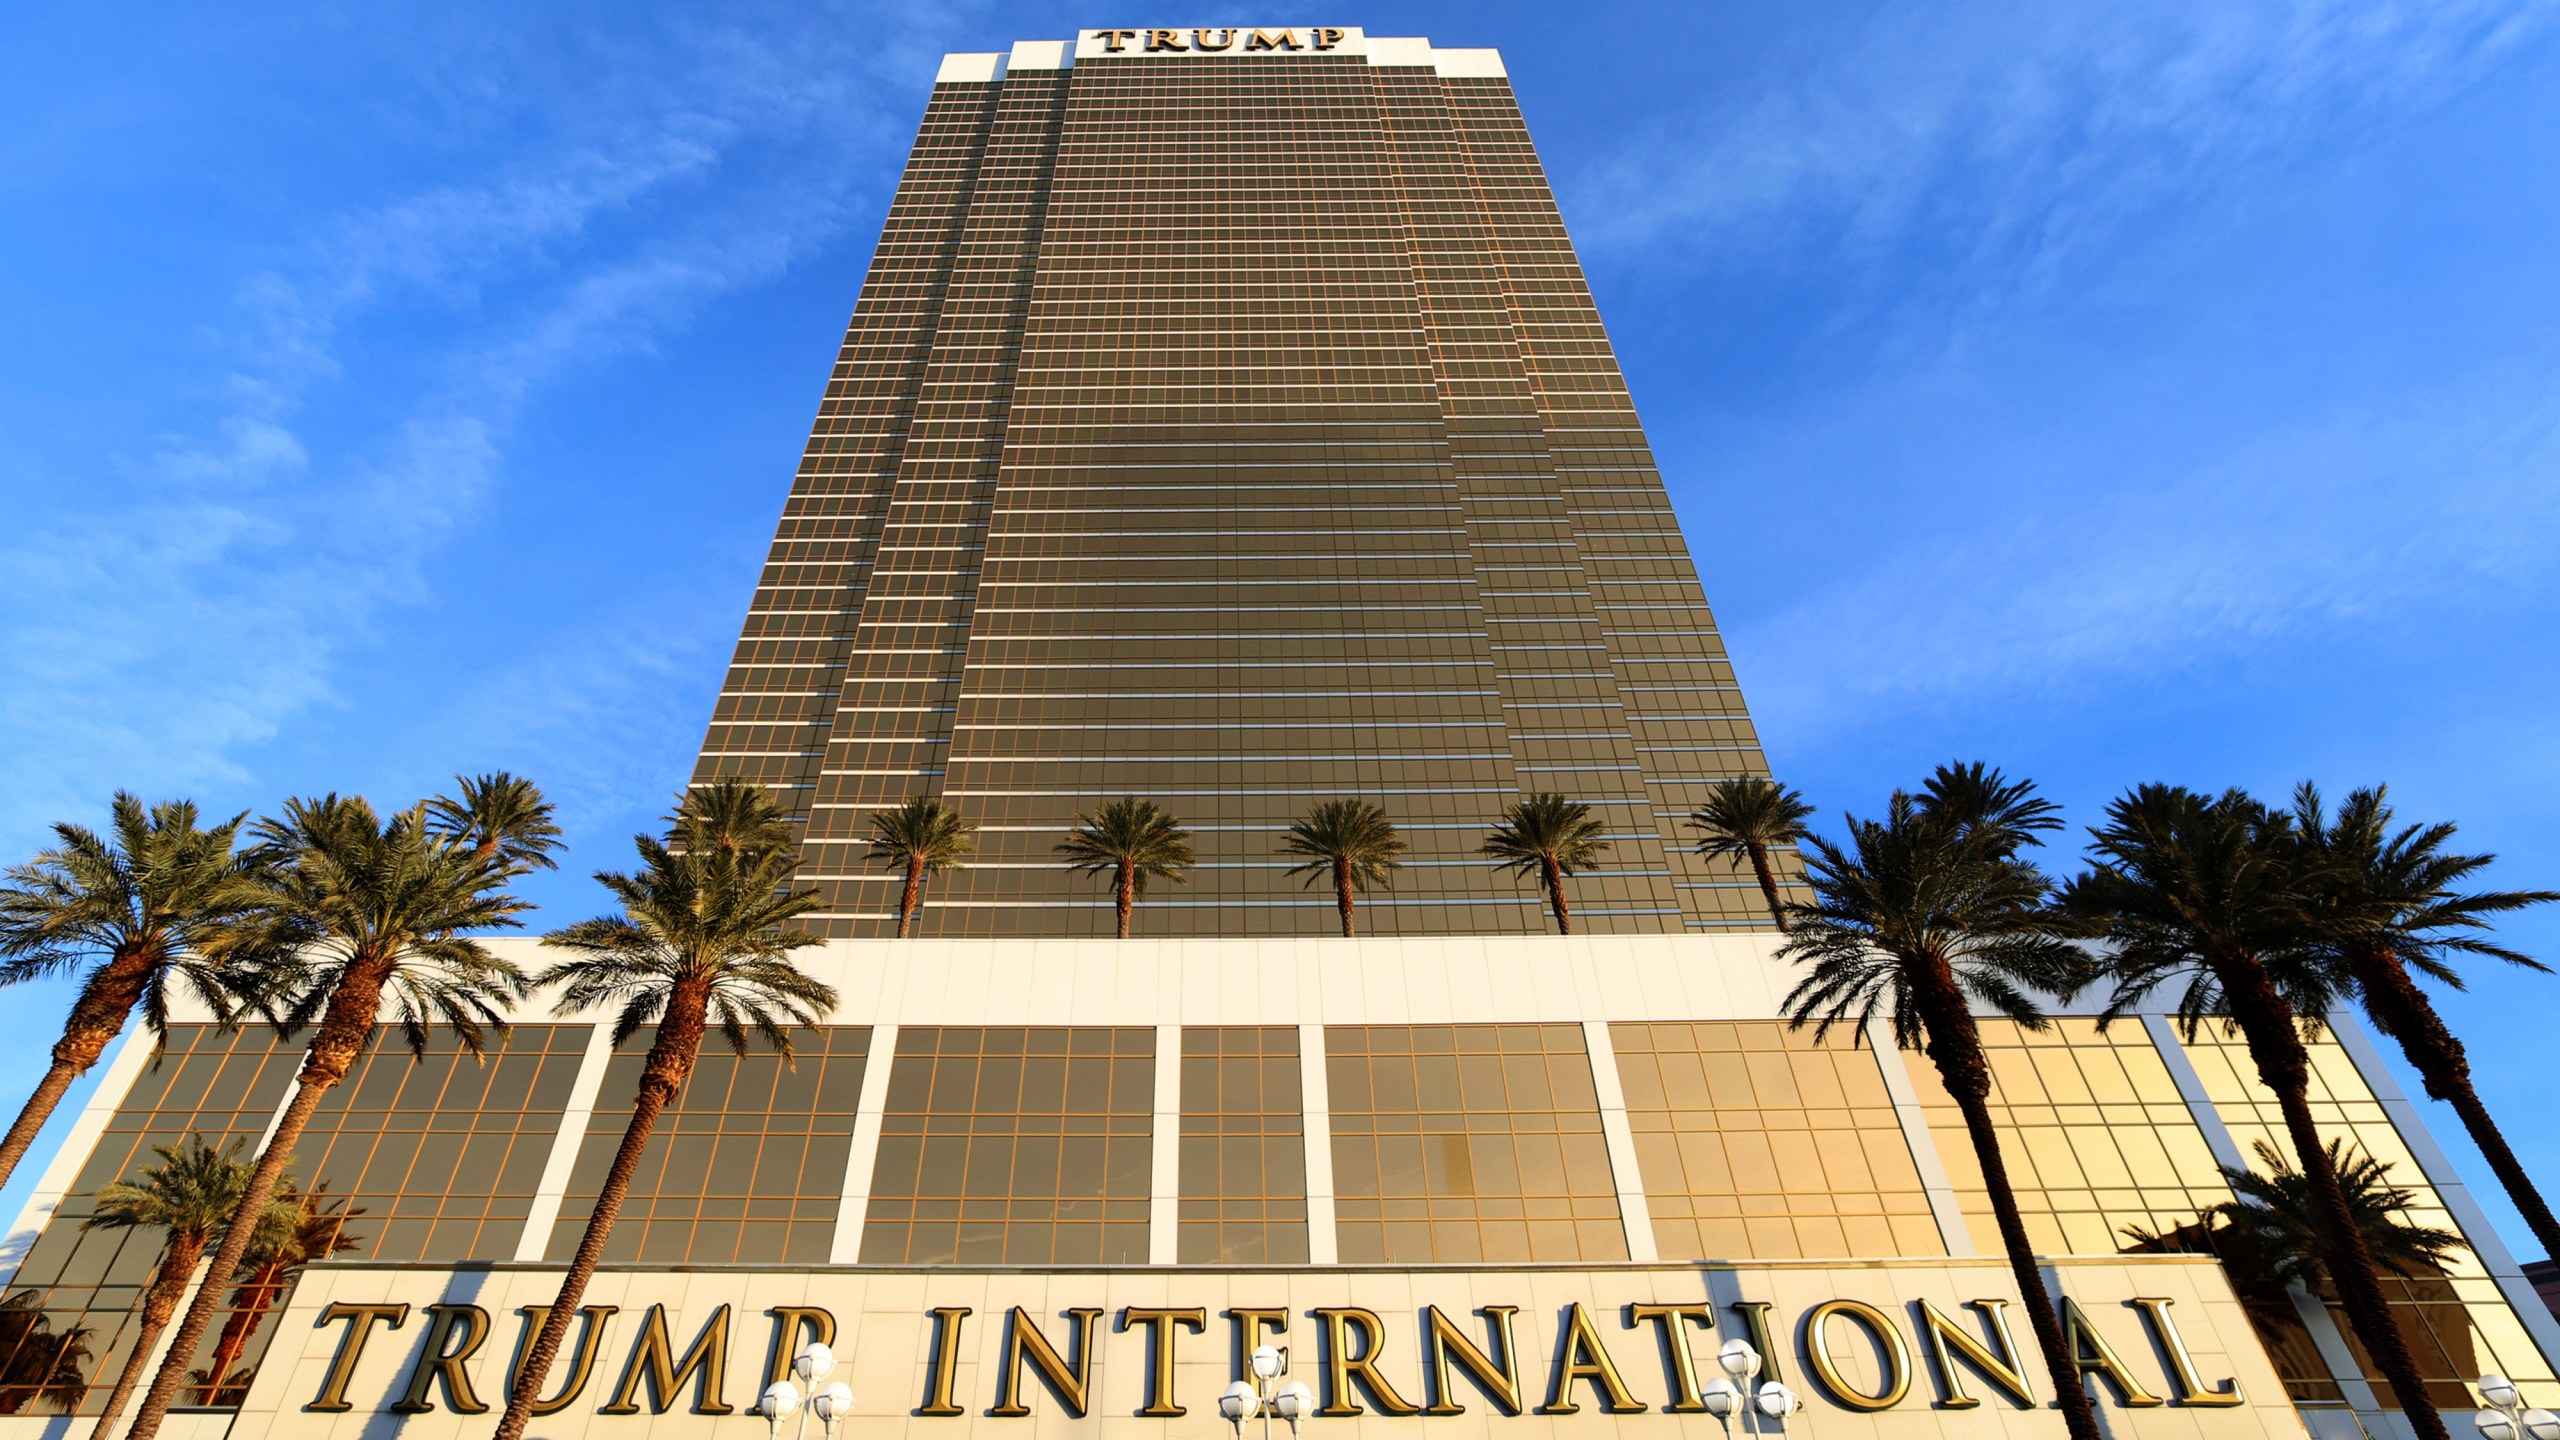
[5,1,2558,1260]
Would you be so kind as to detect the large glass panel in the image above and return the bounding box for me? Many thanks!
[1612,1021,1940,1260]
[1327,1023,1624,1264]
[549,1026,869,1267]
[861,1027,1153,1264]
[1177,1026,1306,1263]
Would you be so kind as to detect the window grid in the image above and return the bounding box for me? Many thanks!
[1177,1026,1308,1263]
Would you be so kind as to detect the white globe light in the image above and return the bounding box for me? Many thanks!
[1253,1344,1286,1380]
[1757,1380,1800,1418]
[2477,1410,2518,1440]
[1702,1376,1742,1418]
[761,1380,802,1420]
[1719,1337,1762,1381]
[1221,1380,1259,1421]
[2486,1377,2524,1411]
[1277,1380,1314,1419]
[796,1342,836,1383]
[815,1382,855,1421]
[2521,1409,2560,1440]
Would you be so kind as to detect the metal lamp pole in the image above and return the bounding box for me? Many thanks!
[1222,1344,1315,1440]
[760,1341,855,1440]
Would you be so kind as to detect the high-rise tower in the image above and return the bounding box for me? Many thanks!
[693,28,1774,938]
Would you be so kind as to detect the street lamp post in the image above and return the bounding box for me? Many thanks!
[2474,1374,2560,1440]
[1700,1338,1801,1434]
[1220,1343,1316,1440]
[760,1341,856,1440]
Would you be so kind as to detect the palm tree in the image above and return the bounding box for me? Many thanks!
[80,1137,295,1438]
[668,778,799,862]
[2209,1139,2465,1290]
[1779,775,2104,1440]
[188,1181,362,1407]
[0,1293,90,1415]
[1056,798,1195,939]
[0,796,264,1195]
[2289,783,2560,1264]
[2065,784,2449,1440]
[115,790,541,1440]
[492,787,832,1440]
[426,772,563,873]
[1279,800,1406,937]
[1482,794,1609,935]
[867,797,976,938]
[1686,778,1813,928]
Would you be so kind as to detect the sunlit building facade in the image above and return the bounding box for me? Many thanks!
[2,27,2553,1440]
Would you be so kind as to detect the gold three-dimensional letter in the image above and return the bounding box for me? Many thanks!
[602,1304,734,1415]
[920,1307,972,1416]
[1312,1307,1421,1416]
[1120,1307,1207,1417]
[392,1303,491,1414]
[1540,1303,1644,1414]
[990,1306,1103,1417]
[2129,1298,2244,1406]
[1800,1300,1911,1411]
[508,1305,618,1416]
[2061,1297,2165,1407]
[1245,29,1303,51]
[1913,1299,2035,1409]
[1423,1305,1523,1415]
[305,1302,410,1413]
[1629,1303,1715,1411]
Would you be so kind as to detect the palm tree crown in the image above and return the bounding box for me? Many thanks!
[1280,799,1406,937]
[1686,777,1813,929]
[2212,1139,2464,1290]
[425,771,563,874]
[1057,798,1195,939]
[667,779,800,864]
[0,795,264,1196]
[1913,761,2063,856]
[1482,794,1609,935]
[868,797,977,939]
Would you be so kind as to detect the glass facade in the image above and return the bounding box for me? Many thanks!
[1612,1021,1941,1260]
[1326,1023,1625,1263]
[861,1026,1154,1264]
[1176,1026,1308,1263]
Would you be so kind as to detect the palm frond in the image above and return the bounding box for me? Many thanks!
[1279,800,1406,891]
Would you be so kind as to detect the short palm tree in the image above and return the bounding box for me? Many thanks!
[2289,783,2560,1264]
[426,771,563,873]
[1482,794,1609,935]
[81,1137,295,1437]
[868,796,976,938]
[189,1180,362,1406]
[1280,799,1406,937]
[1780,775,2103,1440]
[1056,798,1195,939]
[0,795,263,1195]
[1686,778,1813,928]
[668,778,799,862]
[493,787,832,1440]
[0,1293,90,1415]
[2065,784,2448,1440]
[2212,1139,2464,1291]
[115,790,540,1440]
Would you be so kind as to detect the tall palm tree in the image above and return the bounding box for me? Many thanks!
[115,790,540,1440]
[2289,783,2560,1263]
[668,778,799,862]
[80,1137,295,1438]
[0,796,263,1195]
[426,772,563,873]
[492,788,832,1440]
[1779,777,2104,1440]
[1914,761,2063,853]
[1056,798,1195,939]
[867,797,976,938]
[2065,784,2449,1440]
[188,1180,363,1407]
[1279,799,1406,937]
[1482,794,1609,936]
[1686,778,1813,928]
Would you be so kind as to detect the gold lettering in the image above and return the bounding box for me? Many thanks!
[920,1307,971,1416]
[2061,1297,2165,1407]
[2129,1298,2244,1406]
[392,1304,491,1414]
[1913,1300,2034,1409]
[305,1302,409,1413]
[1800,1300,1911,1412]
[1422,1305,1522,1415]
[1145,29,1187,52]
[990,1306,1102,1417]
[1540,1302,1644,1414]
[765,1307,836,1390]
[1193,28,1237,51]
[1245,28,1303,51]
[602,1304,733,1416]
[1312,1307,1421,1417]
[1729,1300,1784,1382]
[509,1305,618,1416]
[1227,1306,1289,1371]
[1310,27,1347,50]
[1628,1304,1714,1412]
[1120,1307,1206,1418]
[1094,29,1137,53]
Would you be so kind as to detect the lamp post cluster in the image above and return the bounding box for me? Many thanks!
[1221,1344,1316,1439]
[1701,1338,1801,1432]
[2475,1375,2560,1440]
[759,1342,855,1440]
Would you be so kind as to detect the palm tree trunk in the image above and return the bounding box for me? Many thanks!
[1542,857,1571,935]
[493,1010,698,1440]
[0,943,158,1193]
[2218,963,2448,1440]
[898,857,924,939]
[1334,858,1356,938]
[1115,861,1134,940]
[1744,841,1787,931]
[116,960,388,1440]
[1911,971,2103,1440]
[89,1236,203,1438]
[2355,949,2560,1263]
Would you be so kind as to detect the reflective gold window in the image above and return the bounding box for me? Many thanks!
[862,1026,1153,1264]
[549,1026,869,1266]
[1178,1026,1306,1263]
[1612,1021,1941,1260]
[2183,1026,2557,1409]
[1327,1023,1625,1263]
